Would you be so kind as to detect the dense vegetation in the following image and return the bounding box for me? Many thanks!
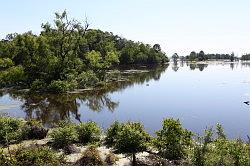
[184,51,236,62]
[0,11,168,93]
[1,116,250,165]
[241,54,250,60]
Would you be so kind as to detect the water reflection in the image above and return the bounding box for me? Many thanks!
[170,61,250,72]
[172,61,179,72]
[171,61,209,71]
[241,61,250,68]
[0,65,168,126]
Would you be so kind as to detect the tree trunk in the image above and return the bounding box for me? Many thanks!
[132,153,136,166]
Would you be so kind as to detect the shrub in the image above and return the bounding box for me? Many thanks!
[21,120,48,140]
[48,80,70,93]
[78,146,104,166]
[14,146,65,166]
[0,66,27,87]
[216,123,226,140]
[105,152,118,165]
[191,128,213,166]
[0,149,17,166]
[77,71,99,89]
[50,123,78,149]
[154,118,193,160]
[0,58,14,69]
[187,124,250,166]
[105,121,122,147]
[76,121,101,145]
[30,79,47,91]
[0,116,24,145]
[113,122,151,165]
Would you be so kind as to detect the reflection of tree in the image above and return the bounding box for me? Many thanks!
[78,92,119,112]
[241,62,250,68]
[6,65,168,126]
[180,60,184,67]
[190,64,196,70]
[9,93,82,126]
[186,63,208,71]
[197,64,207,71]
[230,63,234,70]
[172,61,179,72]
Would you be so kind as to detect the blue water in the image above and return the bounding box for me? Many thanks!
[1,61,250,139]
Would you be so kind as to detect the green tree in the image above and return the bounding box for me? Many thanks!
[111,122,151,165]
[189,51,197,61]
[172,53,179,62]
[154,118,192,160]
[198,50,205,61]
[153,44,161,52]
[230,52,235,62]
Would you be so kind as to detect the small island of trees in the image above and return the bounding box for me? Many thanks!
[0,11,168,93]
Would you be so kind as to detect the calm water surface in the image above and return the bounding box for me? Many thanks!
[1,61,250,139]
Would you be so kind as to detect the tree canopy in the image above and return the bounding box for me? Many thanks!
[0,11,168,92]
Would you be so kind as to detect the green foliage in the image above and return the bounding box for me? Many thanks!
[0,58,14,69]
[21,120,48,140]
[13,146,65,166]
[154,118,192,160]
[76,121,101,145]
[0,149,17,166]
[216,123,226,140]
[105,121,123,147]
[77,71,99,89]
[78,146,104,166]
[187,125,250,166]
[30,79,47,91]
[0,11,168,92]
[48,80,72,93]
[191,128,213,166]
[50,123,78,148]
[0,66,27,88]
[111,122,151,165]
[0,116,24,145]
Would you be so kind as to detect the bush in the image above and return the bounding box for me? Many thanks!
[113,122,151,165]
[0,149,17,166]
[77,71,99,89]
[0,58,14,69]
[21,120,48,140]
[216,123,226,140]
[0,116,24,145]
[0,66,27,88]
[48,80,71,93]
[105,152,118,165]
[78,146,104,166]
[50,123,78,149]
[191,128,213,166]
[154,118,193,160]
[76,121,101,145]
[186,124,250,166]
[14,146,65,166]
[105,121,122,147]
[30,79,47,91]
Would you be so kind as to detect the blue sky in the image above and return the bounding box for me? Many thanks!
[1,0,250,56]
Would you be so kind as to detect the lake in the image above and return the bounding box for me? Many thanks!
[1,61,250,139]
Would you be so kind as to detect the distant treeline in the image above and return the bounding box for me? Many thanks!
[0,11,168,92]
[241,54,250,60]
[184,51,236,61]
[173,51,250,62]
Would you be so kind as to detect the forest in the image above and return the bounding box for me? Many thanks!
[0,11,168,93]
[241,54,250,60]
